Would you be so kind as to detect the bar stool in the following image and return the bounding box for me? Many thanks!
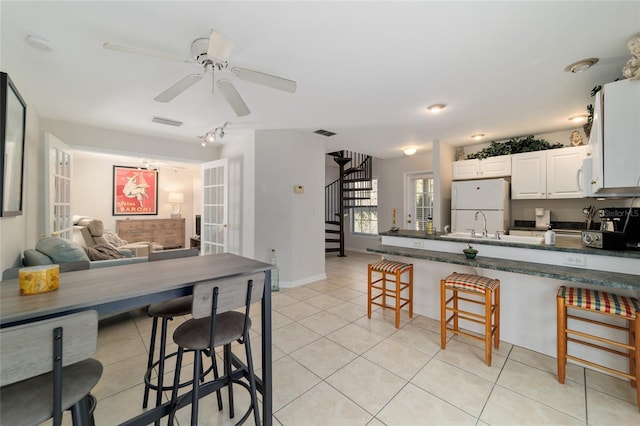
[142,249,220,415]
[367,260,413,328]
[440,272,500,366]
[557,286,639,409]
[169,274,263,425]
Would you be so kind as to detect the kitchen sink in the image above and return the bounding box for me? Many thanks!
[443,232,544,245]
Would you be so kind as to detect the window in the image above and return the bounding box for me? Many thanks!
[409,174,434,231]
[351,179,378,235]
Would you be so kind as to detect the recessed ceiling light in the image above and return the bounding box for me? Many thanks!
[564,58,599,73]
[403,147,417,156]
[427,104,446,113]
[568,114,588,123]
[471,134,485,140]
[25,35,53,52]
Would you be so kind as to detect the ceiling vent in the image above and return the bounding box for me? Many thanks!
[152,116,183,127]
[313,129,337,137]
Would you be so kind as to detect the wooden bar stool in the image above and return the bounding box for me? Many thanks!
[440,272,500,366]
[557,286,640,409]
[367,260,413,328]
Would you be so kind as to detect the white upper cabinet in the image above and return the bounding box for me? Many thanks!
[546,145,587,198]
[511,146,587,199]
[452,155,511,180]
[511,151,547,199]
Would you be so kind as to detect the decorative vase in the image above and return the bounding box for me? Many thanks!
[463,248,478,259]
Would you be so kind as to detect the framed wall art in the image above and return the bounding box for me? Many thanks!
[0,72,27,217]
[112,166,158,215]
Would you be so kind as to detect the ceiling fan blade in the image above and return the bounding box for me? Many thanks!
[217,79,251,117]
[231,67,297,93]
[154,74,202,102]
[103,42,191,63]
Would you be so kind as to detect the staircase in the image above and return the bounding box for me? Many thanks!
[325,150,373,256]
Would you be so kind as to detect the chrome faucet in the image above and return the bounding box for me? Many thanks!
[475,210,488,237]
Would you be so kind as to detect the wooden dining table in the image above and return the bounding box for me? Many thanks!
[0,252,273,426]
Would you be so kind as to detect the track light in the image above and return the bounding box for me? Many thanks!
[199,122,229,146]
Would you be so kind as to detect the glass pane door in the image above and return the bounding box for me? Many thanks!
[406,173,434,231]
[45,133,73,240]
[201,159,228,254]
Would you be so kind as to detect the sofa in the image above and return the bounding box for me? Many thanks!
[72,218,163,257]
[26,237,148,267]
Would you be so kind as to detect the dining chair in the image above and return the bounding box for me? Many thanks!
[0,310,103,426]
[169,272,264,425]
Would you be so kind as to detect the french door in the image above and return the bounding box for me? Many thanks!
[200,159,228,254]
[44,133,73,239]
[405,172,434,231]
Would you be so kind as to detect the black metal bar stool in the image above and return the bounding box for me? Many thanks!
[142,249,221,417]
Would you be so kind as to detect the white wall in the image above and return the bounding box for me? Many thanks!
[254,130,326,287]
[433,141,455,232]
[40,119,212,163]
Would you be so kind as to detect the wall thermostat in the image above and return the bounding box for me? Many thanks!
[294,185,304,193]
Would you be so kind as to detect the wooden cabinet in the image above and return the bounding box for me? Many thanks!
[116,218,185,250]
[511,146,586,199]
[452,155,511,180]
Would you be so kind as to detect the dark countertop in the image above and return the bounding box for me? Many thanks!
[367,245,640,291]
[378,229,640,259]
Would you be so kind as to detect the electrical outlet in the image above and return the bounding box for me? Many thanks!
[563,254,586,267]
[412,240,424,248]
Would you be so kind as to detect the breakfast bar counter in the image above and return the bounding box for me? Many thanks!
[367,245,640,291]
[366,230,640,372]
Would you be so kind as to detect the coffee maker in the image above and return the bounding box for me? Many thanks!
[587,207,640,249]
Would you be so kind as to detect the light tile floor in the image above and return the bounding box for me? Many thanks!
[56,251,640,425]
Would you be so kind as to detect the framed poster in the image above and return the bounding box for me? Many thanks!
[113,166,158,215]
[1,72,27,217]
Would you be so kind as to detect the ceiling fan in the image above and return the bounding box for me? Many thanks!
[103,30,297,117]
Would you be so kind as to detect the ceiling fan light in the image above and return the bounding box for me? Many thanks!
[427,104,446,113]
[564,58,599,73]
[207,30,234,62]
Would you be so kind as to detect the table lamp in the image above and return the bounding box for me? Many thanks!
[168,192,184,218]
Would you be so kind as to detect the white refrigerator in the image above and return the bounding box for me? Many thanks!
[451,178,510,235]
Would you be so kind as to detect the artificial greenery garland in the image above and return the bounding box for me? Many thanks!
[465,135,564,160]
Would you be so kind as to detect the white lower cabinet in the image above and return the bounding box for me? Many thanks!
[511,146,586,199]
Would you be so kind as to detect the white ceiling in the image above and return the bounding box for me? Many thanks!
[1,1,638,159]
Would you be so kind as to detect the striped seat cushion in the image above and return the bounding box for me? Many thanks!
[369,260,412,274]
[559,286,640,319]
[443,272,500,293]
